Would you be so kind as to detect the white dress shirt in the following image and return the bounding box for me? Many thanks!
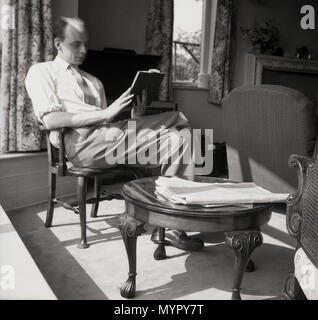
[25,55,107,147]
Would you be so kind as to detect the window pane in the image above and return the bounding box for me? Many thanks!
[173,0,203,83]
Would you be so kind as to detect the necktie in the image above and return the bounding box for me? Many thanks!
[70,67,96,106]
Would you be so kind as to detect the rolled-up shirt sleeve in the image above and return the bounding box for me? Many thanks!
[25,64,64,123]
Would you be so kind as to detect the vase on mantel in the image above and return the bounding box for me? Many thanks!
[252,44,273,55]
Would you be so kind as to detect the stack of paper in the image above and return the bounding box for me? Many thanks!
[155,177,289,206]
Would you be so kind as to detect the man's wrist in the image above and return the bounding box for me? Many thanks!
[102,108,114,122]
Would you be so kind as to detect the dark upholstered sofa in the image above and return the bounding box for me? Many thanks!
[222,85,318,194]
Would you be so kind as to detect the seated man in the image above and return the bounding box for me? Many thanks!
[25,16,203,251]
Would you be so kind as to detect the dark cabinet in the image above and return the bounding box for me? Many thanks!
[81,48,162,104]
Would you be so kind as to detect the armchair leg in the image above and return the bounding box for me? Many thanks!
[90,176,101,218]
[77,176,89,249]
[45,172,56,228]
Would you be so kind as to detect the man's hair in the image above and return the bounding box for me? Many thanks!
[53,16,86,40]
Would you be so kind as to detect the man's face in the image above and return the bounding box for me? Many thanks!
[55,24,88,66]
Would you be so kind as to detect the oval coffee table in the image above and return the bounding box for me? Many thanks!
[118,176,273,300]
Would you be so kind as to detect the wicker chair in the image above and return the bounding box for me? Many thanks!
[222,85,318,194]
[282,140,318,299]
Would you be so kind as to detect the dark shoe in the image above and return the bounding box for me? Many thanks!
[151,228,204,251]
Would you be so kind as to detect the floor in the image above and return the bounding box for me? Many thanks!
[8,182,296,300]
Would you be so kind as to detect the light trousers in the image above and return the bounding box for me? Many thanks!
[65,111,195,177]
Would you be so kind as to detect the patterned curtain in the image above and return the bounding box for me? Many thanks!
[0,0,53,152]
[208,0,238,105]
[0,44,2,77]
[144,0,174,101]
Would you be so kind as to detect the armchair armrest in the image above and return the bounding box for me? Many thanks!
[287,154,312,202]
[39,125,69,176]
[287,154,313,240]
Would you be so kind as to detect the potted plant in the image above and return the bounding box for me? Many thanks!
[241,23,280,54]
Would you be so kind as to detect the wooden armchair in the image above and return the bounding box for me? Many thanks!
[43,127,146,249]
[282,141,318,299]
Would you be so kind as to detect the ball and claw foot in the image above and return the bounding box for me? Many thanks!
[120,275,136,298]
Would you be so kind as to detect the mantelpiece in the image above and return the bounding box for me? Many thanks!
[245,53,318,85]
[245,54,318,106]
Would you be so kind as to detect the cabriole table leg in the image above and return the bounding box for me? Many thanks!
[225,230,263,300]
[118,214,145,298]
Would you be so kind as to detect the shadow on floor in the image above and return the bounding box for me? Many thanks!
[136,242,294,300]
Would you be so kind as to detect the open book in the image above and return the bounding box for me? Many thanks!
[111,69,165,122]
[130,69,165,96]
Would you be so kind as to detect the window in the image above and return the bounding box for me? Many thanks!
[172,0,217,88]
[173,0,203,84]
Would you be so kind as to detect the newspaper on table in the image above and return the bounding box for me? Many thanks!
[155,177,289,206]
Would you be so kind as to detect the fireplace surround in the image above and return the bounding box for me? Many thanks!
[245,53,318,107]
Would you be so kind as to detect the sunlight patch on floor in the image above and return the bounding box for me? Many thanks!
[10,195,294,300]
